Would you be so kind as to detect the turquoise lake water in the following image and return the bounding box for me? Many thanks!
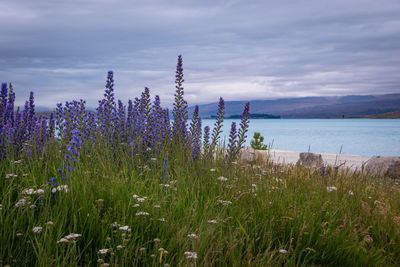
[201,119,400,156]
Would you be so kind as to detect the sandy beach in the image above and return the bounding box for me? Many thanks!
[246,149,372,170]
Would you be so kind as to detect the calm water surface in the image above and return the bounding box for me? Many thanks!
[202,119,400,156]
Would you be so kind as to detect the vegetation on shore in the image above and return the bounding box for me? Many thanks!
[1,57,400,266]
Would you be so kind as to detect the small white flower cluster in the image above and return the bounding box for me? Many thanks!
[15,197,30,208]
[184,251,198,259]
[57,233,82,244]
[135,211,150,216]
[32,226,43,233]
[217,176,228,182]
[210,168,216,172]
[217,200,232,206]
[119,225,131,232]
[0,204,2,210]
[5,173,17,179]
[251,184,257,193]
[22,188,45,195]
[111,222,120,228]
[187,233,199,239]
[133,194,147,202]
[207,220,217,224]
[279,249,288,254]
[158,248,168,254]
[13,160,22,164]
[51,185,68,194]
[348,190,354,196]
[98,248,109,255]
[326,186,337,192]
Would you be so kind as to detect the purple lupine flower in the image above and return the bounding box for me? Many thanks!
[205,97,225,159]
[48,112,55,138]
[226,122,238,163]
[172,55,188,145]
[0,83,8,118]
[189,105,202,160]
[203,126,210,157]
[234,102,250,155]
[161,157,169,183]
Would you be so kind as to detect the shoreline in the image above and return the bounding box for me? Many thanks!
[242,148,372,170]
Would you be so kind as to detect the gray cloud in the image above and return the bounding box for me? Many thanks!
[1,0,399,108]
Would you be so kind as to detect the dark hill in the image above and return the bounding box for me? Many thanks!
[190,94,400,118]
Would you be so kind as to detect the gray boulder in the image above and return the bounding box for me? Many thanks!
[296,152,323,167]
[240,147,257,162]
[365,156,400,179]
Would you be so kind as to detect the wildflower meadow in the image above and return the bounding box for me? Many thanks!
[1,56,400,266]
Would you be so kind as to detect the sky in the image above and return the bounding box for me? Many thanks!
[1,0,400,108]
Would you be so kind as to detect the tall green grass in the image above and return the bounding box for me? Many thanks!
[1,141,400,266]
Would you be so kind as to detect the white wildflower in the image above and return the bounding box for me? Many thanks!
[65,233,81,239]
[132,194,139,199]
[153,238,161,243]
[159,248,168,254]
[119,226,131,231]
[46,221,54,226]
[32,226,42,233]
[117,245,124,250]
[30,204,36,209]
[16,233,23,237]
[13,160,22,164]
[210,168,216,172]
[184,251,198,259]
[133,204,140,208]
[326,186,337,192]
[57,185,68,192]
[5,173,17,179]
[217,176,228,182]
[98,248,109,254]
[187,233,199,239]
[279,249,288,254]
[158,218,166,222]
[217,200,232,206]
[15,198,29,208]
[154,205,161,209]
[150,157,157,161]
[111,222,120,228]
[137,198,145,203]
[207,220,217,224]
[348,190,354,196]
[0,204,2,210]
[22,188,35,195]
[35,189,45,195]
[57,238,69,244]
[135,211,149,216]
[51,187,57,194]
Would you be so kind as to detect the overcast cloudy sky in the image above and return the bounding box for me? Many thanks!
[1,0,400,108]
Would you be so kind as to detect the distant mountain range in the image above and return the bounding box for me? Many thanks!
[189,94,400,119]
